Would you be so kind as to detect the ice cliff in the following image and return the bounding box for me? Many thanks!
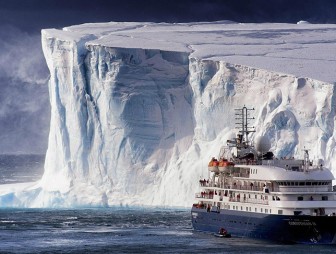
[1,21,336,207]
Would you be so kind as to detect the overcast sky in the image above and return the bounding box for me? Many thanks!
[0,0,335,154]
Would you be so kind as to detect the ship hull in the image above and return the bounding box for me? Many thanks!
[191,207,336,244]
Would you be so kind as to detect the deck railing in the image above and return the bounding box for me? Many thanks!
[199,181,265,192]
[195,193,270,205]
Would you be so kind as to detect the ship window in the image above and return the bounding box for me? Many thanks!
[255,195,257,199]
[322,196,328,201]
[241,206,243,210]
[294,211,302,216]
[299,182,304,186]
[265,209,268,213]
[306,182,312,186]
[297,196,303,201]
[261,208,263,213]
[312,182,318,185]
[295,182,298,186]
[270,209,272,213]
[249,207,251,212]
[255,208,257,212]
[278,210,283,215]
[246,207,248,211]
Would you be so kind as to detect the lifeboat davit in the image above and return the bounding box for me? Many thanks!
[218,159,234,173]
[208,158,220,173]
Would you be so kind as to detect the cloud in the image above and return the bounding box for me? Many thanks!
[0,25,49,85]
[0,25,50,154]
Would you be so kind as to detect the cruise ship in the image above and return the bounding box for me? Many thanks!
[191,107,336,244]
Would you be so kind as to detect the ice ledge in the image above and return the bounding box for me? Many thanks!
[42,21,336,83]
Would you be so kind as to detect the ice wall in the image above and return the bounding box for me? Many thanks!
[1,22,336,207]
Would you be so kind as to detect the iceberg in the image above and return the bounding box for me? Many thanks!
[1,21,336,207]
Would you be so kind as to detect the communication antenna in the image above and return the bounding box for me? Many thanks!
[303,147,310,173]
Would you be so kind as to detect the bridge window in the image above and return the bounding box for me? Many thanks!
[297,196,303,201]
[322,196,328,201]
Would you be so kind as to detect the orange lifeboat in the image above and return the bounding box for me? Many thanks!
[208,157,220,173]
[218,158,235,173]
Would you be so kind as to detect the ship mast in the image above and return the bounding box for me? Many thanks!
[234,106,255,147]
[226,106,256,160]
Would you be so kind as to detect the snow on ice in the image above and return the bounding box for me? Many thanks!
[1,21,336,207]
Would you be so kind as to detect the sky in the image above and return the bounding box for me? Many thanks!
[0,0,336,154]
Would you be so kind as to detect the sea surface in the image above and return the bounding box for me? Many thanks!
[0,155,336,253]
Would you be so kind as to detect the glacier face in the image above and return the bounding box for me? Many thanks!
[1,21,336,207]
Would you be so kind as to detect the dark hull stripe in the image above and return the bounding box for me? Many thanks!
[191,207,336,244]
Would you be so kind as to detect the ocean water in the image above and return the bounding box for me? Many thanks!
[0,155,336,253]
